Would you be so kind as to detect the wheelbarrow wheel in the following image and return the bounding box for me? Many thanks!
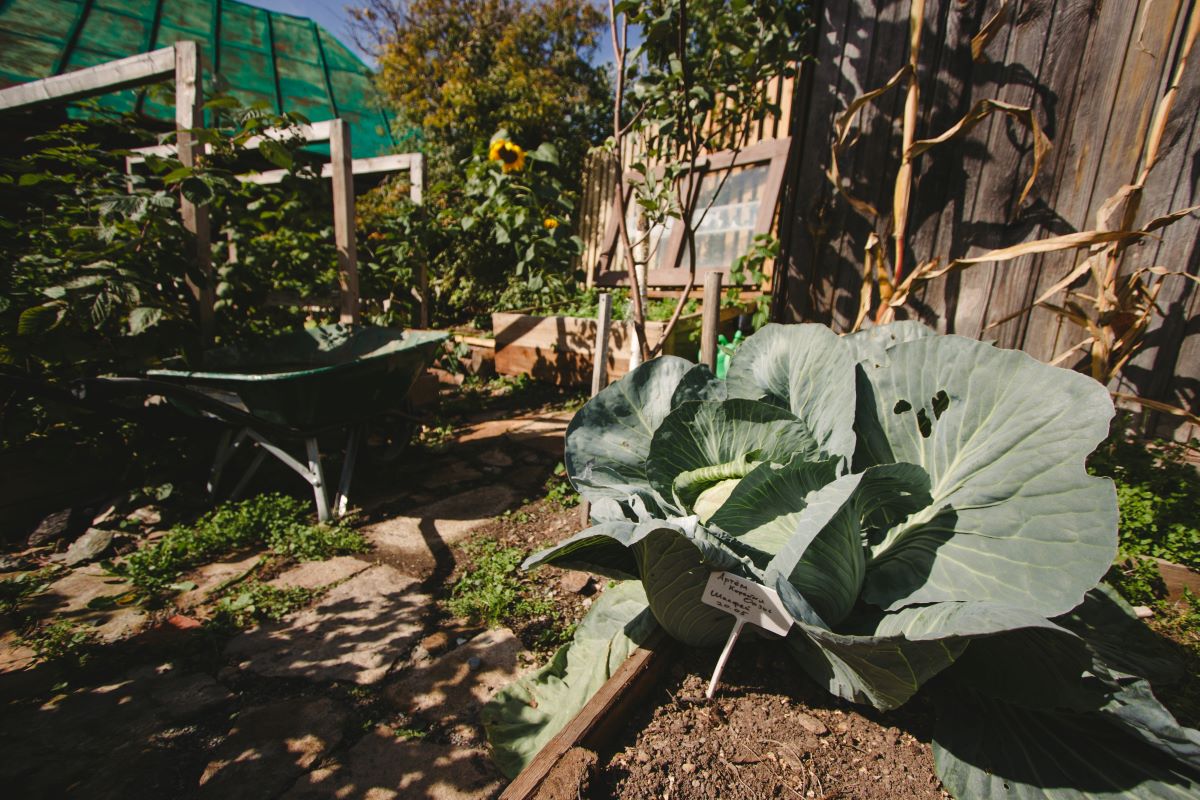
[365,404,419,465]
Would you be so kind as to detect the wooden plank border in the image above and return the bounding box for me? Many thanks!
[498,626,675,800]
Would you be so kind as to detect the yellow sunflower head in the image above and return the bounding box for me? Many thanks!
[488,139,526,173]
[543,217,559,230]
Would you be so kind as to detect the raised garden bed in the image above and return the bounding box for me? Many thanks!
[493,303,746,386]
[500,630,946,800]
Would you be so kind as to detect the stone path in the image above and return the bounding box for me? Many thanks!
[226,564,431,685]
[0,405,575,799]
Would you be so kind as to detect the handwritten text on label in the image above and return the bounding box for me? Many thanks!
[701,571,794,636]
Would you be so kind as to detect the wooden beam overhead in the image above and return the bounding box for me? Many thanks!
[236,153,421,185]
[0,47,177,111]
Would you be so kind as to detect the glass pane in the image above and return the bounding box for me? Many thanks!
[671,163,769,272]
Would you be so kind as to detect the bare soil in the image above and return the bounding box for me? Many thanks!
[592,639,946,800]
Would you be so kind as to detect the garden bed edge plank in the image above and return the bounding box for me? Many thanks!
[499,625,674,800]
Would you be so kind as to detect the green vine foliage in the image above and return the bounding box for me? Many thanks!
[0,115,199,378]
[0,98,446,449]
[375,133,587,325]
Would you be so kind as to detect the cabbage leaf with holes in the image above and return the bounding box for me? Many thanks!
[489,322,1199,798]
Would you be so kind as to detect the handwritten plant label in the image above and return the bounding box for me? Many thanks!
[701,571,794,636]
[700,571,795,698]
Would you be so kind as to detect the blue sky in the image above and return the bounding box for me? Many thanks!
[240,1,627,69]
[241,1,377,64]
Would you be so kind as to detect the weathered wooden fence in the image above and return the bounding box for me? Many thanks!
[773,0,1200,437]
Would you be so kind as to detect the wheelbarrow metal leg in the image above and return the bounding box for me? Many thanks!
[333,425,361,518]
[209,427,251,495]
[305,437,331,522]
[229,447,268,500]
[241,430,332,522]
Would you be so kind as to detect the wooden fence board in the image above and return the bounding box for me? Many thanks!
[936,0,1048,341]
[570,0,1200,432]
[1018,0,1142,361]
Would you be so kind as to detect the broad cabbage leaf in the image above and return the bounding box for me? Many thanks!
[500,322,1196,797]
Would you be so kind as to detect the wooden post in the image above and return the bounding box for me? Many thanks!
[590,292,613,396]
[330,119,360,325]
[579,291,614,529]
[174,41,214,341]
[412,153,430,328]
[700,271,723,370]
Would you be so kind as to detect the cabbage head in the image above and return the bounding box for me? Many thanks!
[489,322,1200,798]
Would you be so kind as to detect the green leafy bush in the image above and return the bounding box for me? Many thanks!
[212,581,318,628]
[20,618,96,667]
[114,493,365,594]
[488,322,1200,796]
[375,134,586,326]
[543,463,580,508]
[1089,428,1200,569]
[449,538,553,627]
[0,566,65,615]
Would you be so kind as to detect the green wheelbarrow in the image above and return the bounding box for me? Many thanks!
[76,325,447,521]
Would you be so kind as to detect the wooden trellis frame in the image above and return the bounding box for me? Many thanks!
[0,42,430,331]
[591,136,792,288]
[0,43,214,337]
[127,127,429,327]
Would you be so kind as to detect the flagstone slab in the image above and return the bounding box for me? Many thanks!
[283,727,502,800]
[266,556,371,592]
[225,565,430,684]
[199,696,350,800]
[361,485,518,578]
[28,567,146,641]
[177,555,262,608]
[384,627,525,724]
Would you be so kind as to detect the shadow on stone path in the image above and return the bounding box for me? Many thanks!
[0,405,578,799]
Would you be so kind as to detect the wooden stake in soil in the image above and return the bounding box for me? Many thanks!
[591,292,613,396]
[580,292,614,527]
[700,271,724,371]
[700,571,794,699]
[706,619,746,699]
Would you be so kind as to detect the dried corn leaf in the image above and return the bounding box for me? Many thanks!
[1049,337,1093,367]
[1111,393,1200,426]
[832,66,912,147]
[1144,266,1200,286]
[1142,203,1200,233]
[1138,6,1200,180]
[826,65,912,222]
[972,1,1012,61]
[907,98,1050,206]
[923,229,1141,280]
[854,233,884,332]
[984,254,1099,331]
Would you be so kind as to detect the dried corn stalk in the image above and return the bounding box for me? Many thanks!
[828,1,1047,329]
[830,0,1200,426]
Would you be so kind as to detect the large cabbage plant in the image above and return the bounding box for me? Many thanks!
[484,322,1200,798]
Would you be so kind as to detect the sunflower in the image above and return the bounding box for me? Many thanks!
[543,217,559,230]
[488,139,526,173]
